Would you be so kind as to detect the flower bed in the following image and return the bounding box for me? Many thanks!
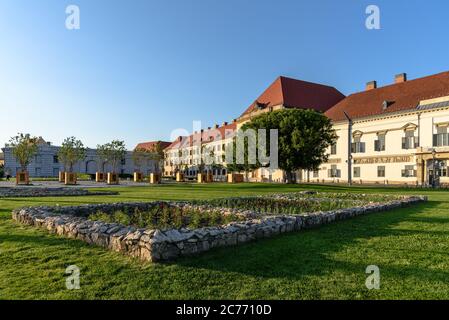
[12,192,427,262]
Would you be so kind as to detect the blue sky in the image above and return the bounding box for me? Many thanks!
[1,0,449,149]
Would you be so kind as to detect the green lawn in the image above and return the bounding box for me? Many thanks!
[1,183,448,299]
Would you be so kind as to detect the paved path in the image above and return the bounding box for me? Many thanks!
[0,180,175,189]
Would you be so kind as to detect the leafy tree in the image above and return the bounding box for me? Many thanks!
[132,147,152,172]
[234,109,337,183]
[102,140,126,173]
[96,143,109,172]
[58,137,86,173]
[8,133,39,172]
[148,141,166,175]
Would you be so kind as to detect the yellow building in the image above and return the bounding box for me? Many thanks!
[317,71,449,186]
[159,70,449,186]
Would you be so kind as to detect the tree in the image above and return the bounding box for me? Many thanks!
[96,143,109,172]
[132,147,151,172]
[234,109,337,183]
[58,137,86,173]
[148,141,166,175]
[102,140,126,173]
[8,133,39,172]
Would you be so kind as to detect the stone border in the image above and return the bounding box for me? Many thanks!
[12,195,427,262]
[0,187,118,198]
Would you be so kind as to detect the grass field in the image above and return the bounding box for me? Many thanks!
[1,183,448,299]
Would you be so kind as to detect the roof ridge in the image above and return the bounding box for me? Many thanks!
[350,70,449,96]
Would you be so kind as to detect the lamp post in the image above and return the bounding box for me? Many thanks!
[343,111,353,186]
[432,148,437,188]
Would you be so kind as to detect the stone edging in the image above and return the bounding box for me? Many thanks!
[12,195,427,262]
[0,187,118,198]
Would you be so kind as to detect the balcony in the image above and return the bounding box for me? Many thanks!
[433,133,449,147]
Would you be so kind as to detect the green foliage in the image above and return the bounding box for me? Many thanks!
[58,137,86,172]
[148,141,167,174]
[97,140,126,173]
[234,109,337,182]
[96,143,109,172]
[8,133,39,171]
[0,164,4,178]
[132,148,152,171]
[88,203,243,229]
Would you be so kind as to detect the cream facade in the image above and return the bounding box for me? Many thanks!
[313,97,449,186]
[161,72,449,186]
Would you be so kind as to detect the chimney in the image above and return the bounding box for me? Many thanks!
[395,73,407,84]
[233,118,237,123]
[207,127,211,130]
[214,124,219,129]
[222,121,228,126]
[366,81,377,91]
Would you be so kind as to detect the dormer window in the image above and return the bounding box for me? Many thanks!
[382,100,392,110]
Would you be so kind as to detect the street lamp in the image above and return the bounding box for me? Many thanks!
[432,148,437,188]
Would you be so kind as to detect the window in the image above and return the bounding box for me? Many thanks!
[377,166,385,178]
[351,136,365,153]
[330,143,337,155]
[328,165,341,178]
[433,125,449,147]
[53,155,59,163]
[353,167,361,178]
[374,134,386,151]
[402,165,416,177]
[121,158,126,165]
[402,130,419,149]
[313,170,319,178]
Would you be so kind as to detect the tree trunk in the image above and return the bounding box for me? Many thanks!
[285,171,296,184]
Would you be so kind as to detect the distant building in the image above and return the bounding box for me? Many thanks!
[2,138,158,177]
[0,152,4,166]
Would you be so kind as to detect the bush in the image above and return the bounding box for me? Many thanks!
[88,204,243,229]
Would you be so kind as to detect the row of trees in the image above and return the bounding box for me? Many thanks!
[7,134,166,181]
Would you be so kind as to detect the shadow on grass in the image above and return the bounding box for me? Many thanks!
[172,201,447,282]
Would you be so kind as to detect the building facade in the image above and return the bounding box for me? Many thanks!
[156,70,449,186]
[317,71,449,186]
[160,76,346,181]
[2,138,158,178]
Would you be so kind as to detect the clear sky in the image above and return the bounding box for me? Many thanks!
[1,0,449,149]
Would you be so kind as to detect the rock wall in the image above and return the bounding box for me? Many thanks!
[12,196,427,262]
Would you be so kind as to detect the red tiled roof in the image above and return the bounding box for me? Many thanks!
[165,122,237,150]
[135,141,171,151]
[325,71,449,122]
[240,76,345,117]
